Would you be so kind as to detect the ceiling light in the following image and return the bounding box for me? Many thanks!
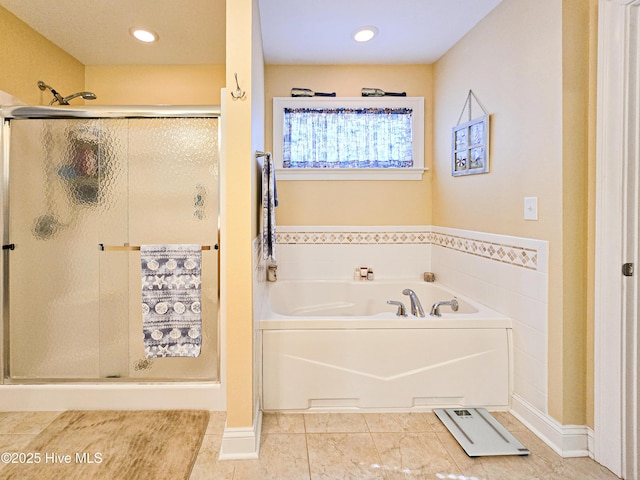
[353,26,378,43]
[130,28,158,43]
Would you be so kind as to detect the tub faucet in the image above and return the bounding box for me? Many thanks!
[402,289,425,317]
[387,300,408,317]
[430,298,459,317]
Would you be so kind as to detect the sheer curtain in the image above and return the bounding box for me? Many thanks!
[282,107,414,168]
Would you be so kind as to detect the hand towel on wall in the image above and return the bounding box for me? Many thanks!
[141,244,202,358]
[262,152,278,261]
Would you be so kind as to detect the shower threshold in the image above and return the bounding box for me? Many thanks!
[4,377,219,384]
[0,381,225,411]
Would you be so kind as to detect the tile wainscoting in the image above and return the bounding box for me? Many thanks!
[268,226,584,456]
[275,226,432,280]
[429,226,549,418]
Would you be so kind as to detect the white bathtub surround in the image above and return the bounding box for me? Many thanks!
[429,227,548,412]
[274,226,548,413]
[269,225,566,454]
[260,280,512,412]
[275,225,431,280]
[427,226,560,454]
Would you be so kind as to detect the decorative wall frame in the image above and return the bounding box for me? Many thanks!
[452,90,490,176]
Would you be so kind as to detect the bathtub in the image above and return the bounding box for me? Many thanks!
[260,280,512,412]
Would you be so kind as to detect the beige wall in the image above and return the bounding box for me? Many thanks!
[585,0,599,430]
[0,6,84,105]
[433,0,594,426]
[224,0,264,429]
[85,65,225,105]
[265,64,433,226]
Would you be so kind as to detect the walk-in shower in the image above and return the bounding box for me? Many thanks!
[0,105,222,410]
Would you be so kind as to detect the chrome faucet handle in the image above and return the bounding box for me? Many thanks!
[430,298,459,317]
[387,300,408,317]
[402,288,425,317]
[450,298,459,312]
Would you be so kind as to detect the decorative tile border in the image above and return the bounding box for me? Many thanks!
[431,231,538,271]
[276,230,429,245]
[276,226,540,271]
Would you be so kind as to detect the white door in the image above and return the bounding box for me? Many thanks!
[595,1,640,479]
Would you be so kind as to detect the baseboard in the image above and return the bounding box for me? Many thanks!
[218,408,263,460]
[511,394,590,458]
[587,427,595,459]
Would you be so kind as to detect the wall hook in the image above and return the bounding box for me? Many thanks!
[231,73,246,100]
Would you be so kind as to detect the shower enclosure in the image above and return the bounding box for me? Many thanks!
[1,106,220,384]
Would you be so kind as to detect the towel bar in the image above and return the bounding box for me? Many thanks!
[99,244,216,251]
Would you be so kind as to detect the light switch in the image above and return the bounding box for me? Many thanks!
[524,197,538,221]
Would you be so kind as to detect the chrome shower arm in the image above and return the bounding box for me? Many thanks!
[37,80,96,105]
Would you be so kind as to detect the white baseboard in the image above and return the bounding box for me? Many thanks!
[218,408,263,460]
[587,427,595,459]
[511,394,590,458]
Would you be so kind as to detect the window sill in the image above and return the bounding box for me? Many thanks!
[275,168,428,181]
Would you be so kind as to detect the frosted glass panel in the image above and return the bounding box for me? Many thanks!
[8,119,128,378]
[6,117,219,381]
[126,118,219,379]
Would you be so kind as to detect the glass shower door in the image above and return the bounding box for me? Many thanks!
[125,117,219,380]
[6,116,219,381]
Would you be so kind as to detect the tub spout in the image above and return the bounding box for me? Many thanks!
[402,289,425,317]
[387,300,408,317]
[429,298,459,317]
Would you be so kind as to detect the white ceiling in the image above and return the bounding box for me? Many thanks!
[0,0,502,65]
[258,0,503,64]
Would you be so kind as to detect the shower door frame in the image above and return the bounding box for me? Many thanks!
[0,105,222,384]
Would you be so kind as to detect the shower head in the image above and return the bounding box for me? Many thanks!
[63,92,97,103]
[37,80,97,105]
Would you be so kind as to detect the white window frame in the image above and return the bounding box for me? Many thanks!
[273,96,426,180]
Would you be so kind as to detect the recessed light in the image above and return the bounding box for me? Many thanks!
[353,26,378,43]
[130,28,158,43]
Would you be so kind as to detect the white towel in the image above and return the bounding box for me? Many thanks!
[140,244,202,358]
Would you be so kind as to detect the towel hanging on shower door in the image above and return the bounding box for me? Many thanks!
[140,244,202,358]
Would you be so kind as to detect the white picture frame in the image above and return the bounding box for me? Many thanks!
[451,114,489,177]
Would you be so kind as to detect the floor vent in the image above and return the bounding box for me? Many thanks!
[434,408,530,457]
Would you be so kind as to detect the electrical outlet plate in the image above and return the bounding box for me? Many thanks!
[524,197,538,221]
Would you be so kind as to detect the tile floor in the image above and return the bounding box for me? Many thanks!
[0,410,621,479]
[190,411,621,480]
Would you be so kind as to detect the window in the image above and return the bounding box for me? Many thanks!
[273,97,425,180]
